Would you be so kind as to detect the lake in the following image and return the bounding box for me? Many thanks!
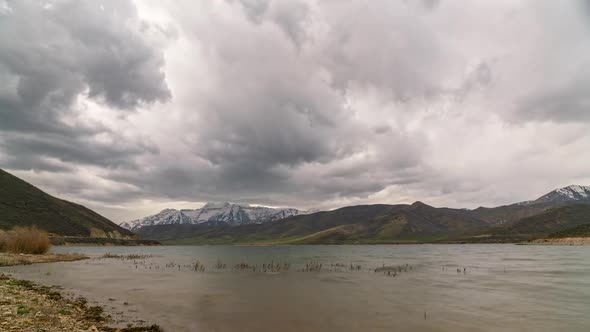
[1,244,589,331]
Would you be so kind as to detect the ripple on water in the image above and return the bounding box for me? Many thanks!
[1,244,589,332]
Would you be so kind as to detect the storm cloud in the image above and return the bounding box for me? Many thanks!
[1,0,589,222]
[0,0,169,169]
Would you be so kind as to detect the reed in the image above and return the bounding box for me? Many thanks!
[2,226,50,254]
[215,259,227,270]
[193,260,206,272]
[100,253,153,260]
[374,263,414,277]
[303,261,322,272]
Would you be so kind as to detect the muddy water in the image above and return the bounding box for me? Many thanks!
[2,244,589,331]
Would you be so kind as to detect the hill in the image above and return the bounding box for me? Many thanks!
[488,204,590,240]
[0,169,134,238]
[547,223,590,238]
[468,202,556,226]
[137,202,488,244]
[465,185,590,227]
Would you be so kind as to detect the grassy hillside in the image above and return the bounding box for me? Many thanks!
[138,202,488,244]
[468,202,563,226]
[489,204,590,239]
[0,169,134,237]
[547,223,590,238]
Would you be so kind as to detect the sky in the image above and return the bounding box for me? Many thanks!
[1,0,590,222]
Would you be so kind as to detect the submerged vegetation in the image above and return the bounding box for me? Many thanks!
[374,264,414,277]
[100,253,154,260]
[98,253,429,278]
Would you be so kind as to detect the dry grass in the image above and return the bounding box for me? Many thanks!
[0,226,50,254]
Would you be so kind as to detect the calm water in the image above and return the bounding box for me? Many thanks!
[1,244,589,331]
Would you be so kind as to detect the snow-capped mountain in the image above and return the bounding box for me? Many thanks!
[119,209,193,230]
[120,202,317,231]
[531,185,590,204]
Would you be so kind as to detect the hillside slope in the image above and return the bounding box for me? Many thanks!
[468,185,590,226]
[0,169,134,238]
[547,223,590,238]
[490,204,590,239]
[468,203,555,225]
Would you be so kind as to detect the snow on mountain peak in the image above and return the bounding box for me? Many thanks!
[564,185,590,196]
[121,202,318,231]
[554,185,590,199]
[533,184,590,204]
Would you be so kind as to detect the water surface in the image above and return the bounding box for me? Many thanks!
[2,244,589,331]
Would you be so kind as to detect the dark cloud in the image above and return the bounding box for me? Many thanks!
[0,0,170,111]
[0,0,170,173]
[0,132,157,170]
[2,0,590,222]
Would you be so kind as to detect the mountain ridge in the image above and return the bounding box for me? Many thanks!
[136,202,490,244]
[126,184,590,232]
[135,184,590,244]
[121,203,318,231]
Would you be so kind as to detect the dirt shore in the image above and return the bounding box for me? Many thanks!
[529,237,590,245]
[0,252,88,267]
[0,253,163,331]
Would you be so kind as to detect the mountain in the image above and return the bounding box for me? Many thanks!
[468,203,557,226]
[489,204,590,240]
[529,185,590,204]
[136,184,590,244]
[121,202,316,231]
[136,202,489,244]
[0,168,135,238]
[120,209,193,230]
[467,185,590,226]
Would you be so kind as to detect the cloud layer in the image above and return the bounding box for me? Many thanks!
[1,0,589,221]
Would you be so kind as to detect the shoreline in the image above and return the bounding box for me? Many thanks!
[50,236,160,246]
[527,237,590,246]
[0,252,88,267]
[0,253,163,331]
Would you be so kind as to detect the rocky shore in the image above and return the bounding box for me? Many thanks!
[0,254,163,331]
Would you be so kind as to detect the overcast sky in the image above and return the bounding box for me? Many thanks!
[1,0,590,222]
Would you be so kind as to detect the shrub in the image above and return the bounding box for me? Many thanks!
[5,226,50,254]
[0,233,7,252]
[17,305,32,315]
